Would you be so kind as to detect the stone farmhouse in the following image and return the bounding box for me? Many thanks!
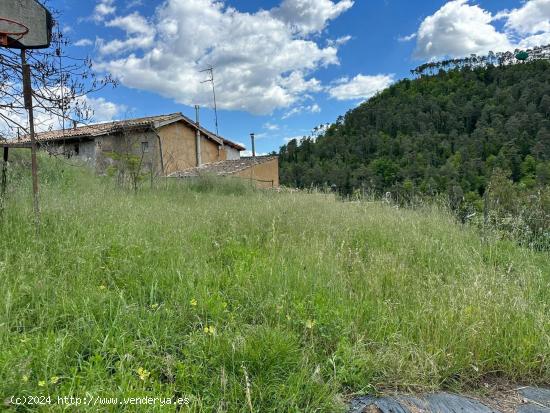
[3,113,279,188]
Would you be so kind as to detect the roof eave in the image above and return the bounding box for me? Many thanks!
[224,140,246,151]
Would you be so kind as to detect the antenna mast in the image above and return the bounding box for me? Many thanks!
[200,65,220,138]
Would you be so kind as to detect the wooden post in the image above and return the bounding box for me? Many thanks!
[21,49,41,232]
[484,191,489,227]
[195,105,201,166]
[483,190,490,243]
[1,146,8,216]
[1,147,7,196]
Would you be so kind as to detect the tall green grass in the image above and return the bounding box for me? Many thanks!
[0,154,549,412]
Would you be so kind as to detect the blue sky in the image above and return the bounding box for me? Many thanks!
[47,0,550,154]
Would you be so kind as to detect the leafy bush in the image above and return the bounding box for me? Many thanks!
[481,169,550,250]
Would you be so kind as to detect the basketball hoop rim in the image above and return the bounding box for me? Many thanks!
[0,17,30,46]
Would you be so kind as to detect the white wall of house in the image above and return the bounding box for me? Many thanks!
[226,146,241,160]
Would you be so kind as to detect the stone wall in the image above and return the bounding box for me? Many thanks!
[95,130,162,175]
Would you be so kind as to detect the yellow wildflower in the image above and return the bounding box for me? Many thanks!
[136,367,150,381]
[305,319,316,329]
[150,303,159,310]
[190,298,197,307]
[50,376,60,385]
[204,325,216,335]
[99,285,107,290]
[22,375,29,383]
[38,380,46,387]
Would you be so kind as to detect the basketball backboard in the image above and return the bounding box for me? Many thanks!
[0,0,53,49]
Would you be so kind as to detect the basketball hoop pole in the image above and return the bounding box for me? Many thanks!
[20,49,40,231]
[1,0,54,233]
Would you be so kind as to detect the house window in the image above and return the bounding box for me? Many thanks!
[74,144,80,156]
[141,141,149,153]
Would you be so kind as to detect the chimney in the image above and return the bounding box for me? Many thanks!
[250,133,256,158]
[195,105,202,166]
[72,120,77,130]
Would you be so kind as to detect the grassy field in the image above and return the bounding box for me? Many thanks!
[1,154,549,412]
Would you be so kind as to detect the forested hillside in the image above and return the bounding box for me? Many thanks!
[279,60,550,198]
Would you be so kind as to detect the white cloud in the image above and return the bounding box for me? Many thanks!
[284,135,305,143]
[504,0,550,35]
[327,35,352,47]
[411,0,550,60]
[106,12,152,35]
[398,33,416,42]
[98,12,156,54]
[282,103,321,119]
[33,93,126,130]
[85,97,127,123]
[519,31,550,48]
[0,91,125,139]
[272,0,354,35]
[94,0,352,115]
[126,0,143,8]
[242,150,268,157]
[328,74,394,101]
[93,0,116,22]
[263,122,279,131]
[74,38,93,47]
[282,128,323,144]
[503,0,550,47]
[413,0,511,59]
[310,103,321,113]
[312,123,330,137]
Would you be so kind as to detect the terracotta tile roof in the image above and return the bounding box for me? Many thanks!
[169,156,278,177]
[17,113,180,143]
[5,112,245,151]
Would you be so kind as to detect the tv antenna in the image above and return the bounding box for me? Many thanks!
[200,65,220,138]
